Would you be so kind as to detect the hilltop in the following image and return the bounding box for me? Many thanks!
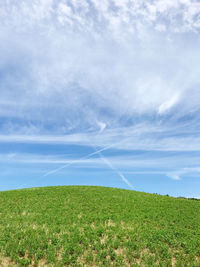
[0,186,200,266]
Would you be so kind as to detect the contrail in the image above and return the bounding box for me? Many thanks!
[89,124,134,190]
[43,140,125,177]
[95,150,134,190]
[43,131,134,190]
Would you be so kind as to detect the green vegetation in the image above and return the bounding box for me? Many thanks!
[0,186,200,266]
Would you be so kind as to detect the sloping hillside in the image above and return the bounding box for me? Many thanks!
[0,186,199,266]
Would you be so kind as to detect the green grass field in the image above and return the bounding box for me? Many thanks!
[0,186,200,266]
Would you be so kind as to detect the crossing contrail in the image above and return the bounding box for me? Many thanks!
[43,141,123,177]
[43,130,134,190]
[90,125,134,190]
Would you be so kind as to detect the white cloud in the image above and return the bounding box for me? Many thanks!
[167,173,181,180]
[158,93,180,114]
[0,0,200,154]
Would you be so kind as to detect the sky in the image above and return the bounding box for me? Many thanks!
[0,0,200,197]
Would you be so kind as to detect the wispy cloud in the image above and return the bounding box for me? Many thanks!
[1,123,200,152]
[0,0,200,136]
[166,173,181,181]
[166,167,200,180]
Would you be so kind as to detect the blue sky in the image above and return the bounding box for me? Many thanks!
[0,0,200,197]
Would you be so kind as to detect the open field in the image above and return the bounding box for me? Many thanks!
[0,186,200,266]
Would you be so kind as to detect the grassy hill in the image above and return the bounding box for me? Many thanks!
[0,186,200,266]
